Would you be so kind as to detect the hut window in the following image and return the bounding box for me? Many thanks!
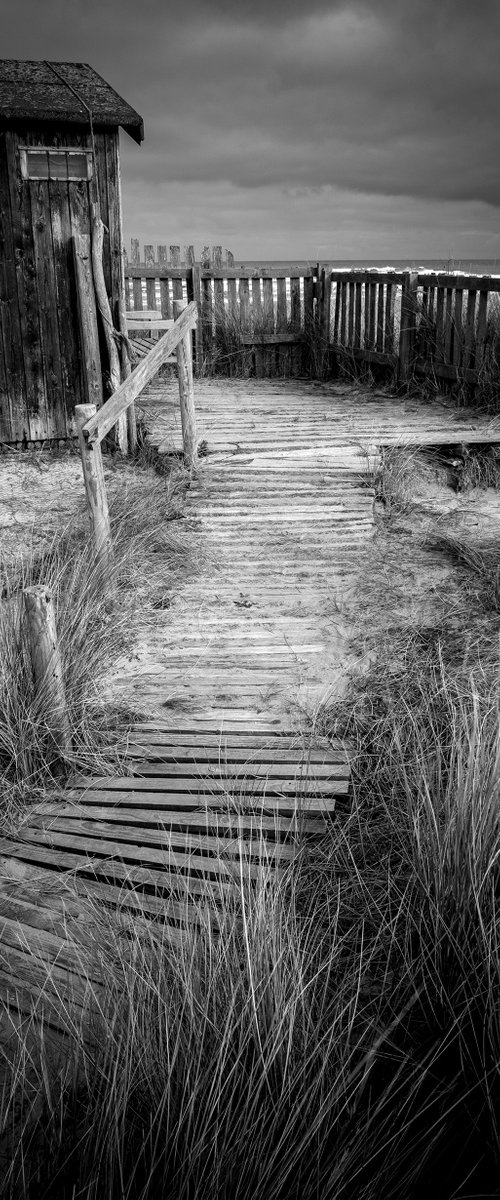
[19,147,93,181]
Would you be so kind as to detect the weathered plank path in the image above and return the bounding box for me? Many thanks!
[2,378,500,1025]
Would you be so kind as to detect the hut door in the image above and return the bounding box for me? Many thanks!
[20,144,92,440]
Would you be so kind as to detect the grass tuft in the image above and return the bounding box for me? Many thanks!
[0,461,192,827]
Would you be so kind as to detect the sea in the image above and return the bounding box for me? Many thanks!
[235,258,500,276]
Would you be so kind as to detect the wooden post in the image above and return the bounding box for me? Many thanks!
[73,234,103,409]
[74,404,116,592]
[173,299,197,469]
[116,286,137,454]
[398,270,419,381]
[24,585,72,760]
[188,258,203,376]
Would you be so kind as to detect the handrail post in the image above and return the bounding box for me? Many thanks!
[174,298,198,469]
[24,585,72,762]
[75,404,116,594]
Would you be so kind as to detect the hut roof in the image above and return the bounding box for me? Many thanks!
[0,60,144,143]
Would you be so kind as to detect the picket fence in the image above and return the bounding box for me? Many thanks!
[124,243,500,384]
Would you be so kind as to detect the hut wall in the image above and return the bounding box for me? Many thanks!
[0,123,125,444]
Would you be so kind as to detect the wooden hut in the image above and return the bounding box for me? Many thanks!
[0,60,144,445]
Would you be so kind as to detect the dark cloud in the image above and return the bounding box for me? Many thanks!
[2,0,499,254]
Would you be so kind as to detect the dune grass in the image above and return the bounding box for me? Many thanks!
[2,448,500,1196]
[2,674,500,1199]
[0,458,193,827]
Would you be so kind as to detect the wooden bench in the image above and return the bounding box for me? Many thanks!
[126,311,176,363]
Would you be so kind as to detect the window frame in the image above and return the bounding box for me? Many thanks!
[19,146,94,182]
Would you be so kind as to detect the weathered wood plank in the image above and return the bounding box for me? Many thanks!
[49,163,85,430]
[476,290,488,366]
[144,244,157,309]
[35,803,324,834]
[0,840,241,899]
[4,129,51,440]
[376,282,385,351]
[25,816,299,860]
[463,289,477,370]
[13,828,289,879]
[72,231,103,408]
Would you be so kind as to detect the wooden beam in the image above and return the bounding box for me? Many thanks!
[82,303,197,447]
[174,299,197,469]
[240,333,304,345]
[330,344,396,366]
[72,234,103,409]
[74,404,116,592]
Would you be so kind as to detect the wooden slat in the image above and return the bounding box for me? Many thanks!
[170,245,183,304]
[384,283,395,354]
[24,817,299,861]
[376,282,384,352]
[444,285,454,362]
[11,828,289,880]
[339,280,347,345]
[435,285,445,361]
[453,288,464,367]
[31,176,66,436]
[122,761,349,780]
[33,803,324,834]
[0,842,241,900]
[5,130,51,440]
[144,244,157,309]
[0,867,227,926]
[70,774,349,796]
[476,291,488,366]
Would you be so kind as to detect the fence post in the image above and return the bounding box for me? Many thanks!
[74,404,116,592]
[24,585,72,761]
[398,270,419,381]
[186,248,203,377]
[173,299,198,469]
[316,265,332,375]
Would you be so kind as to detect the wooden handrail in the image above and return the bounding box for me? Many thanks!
[82,302,197,446]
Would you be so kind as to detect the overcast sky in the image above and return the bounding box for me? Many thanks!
[3,0,500,261]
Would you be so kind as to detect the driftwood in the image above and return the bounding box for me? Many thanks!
[90,212,128,454]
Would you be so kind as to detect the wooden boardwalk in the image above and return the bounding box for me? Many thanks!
[2,378,500,1024]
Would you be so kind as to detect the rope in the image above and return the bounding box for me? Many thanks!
[43,61,98,206]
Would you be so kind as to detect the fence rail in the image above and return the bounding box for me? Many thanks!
[125,242,500,386]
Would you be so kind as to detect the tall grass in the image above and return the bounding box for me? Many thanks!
[2,663,500,1198]
[3,680,500,1197]
[199,301,310,379]
[3,436,500,1195]
[0,461,192,826]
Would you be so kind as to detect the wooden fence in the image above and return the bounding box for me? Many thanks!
[125,244,500,387]
[323,267,500,385]
[124,242,317,377]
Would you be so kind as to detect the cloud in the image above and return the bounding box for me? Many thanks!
[2,0,500,255]
[118,1,500,208]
